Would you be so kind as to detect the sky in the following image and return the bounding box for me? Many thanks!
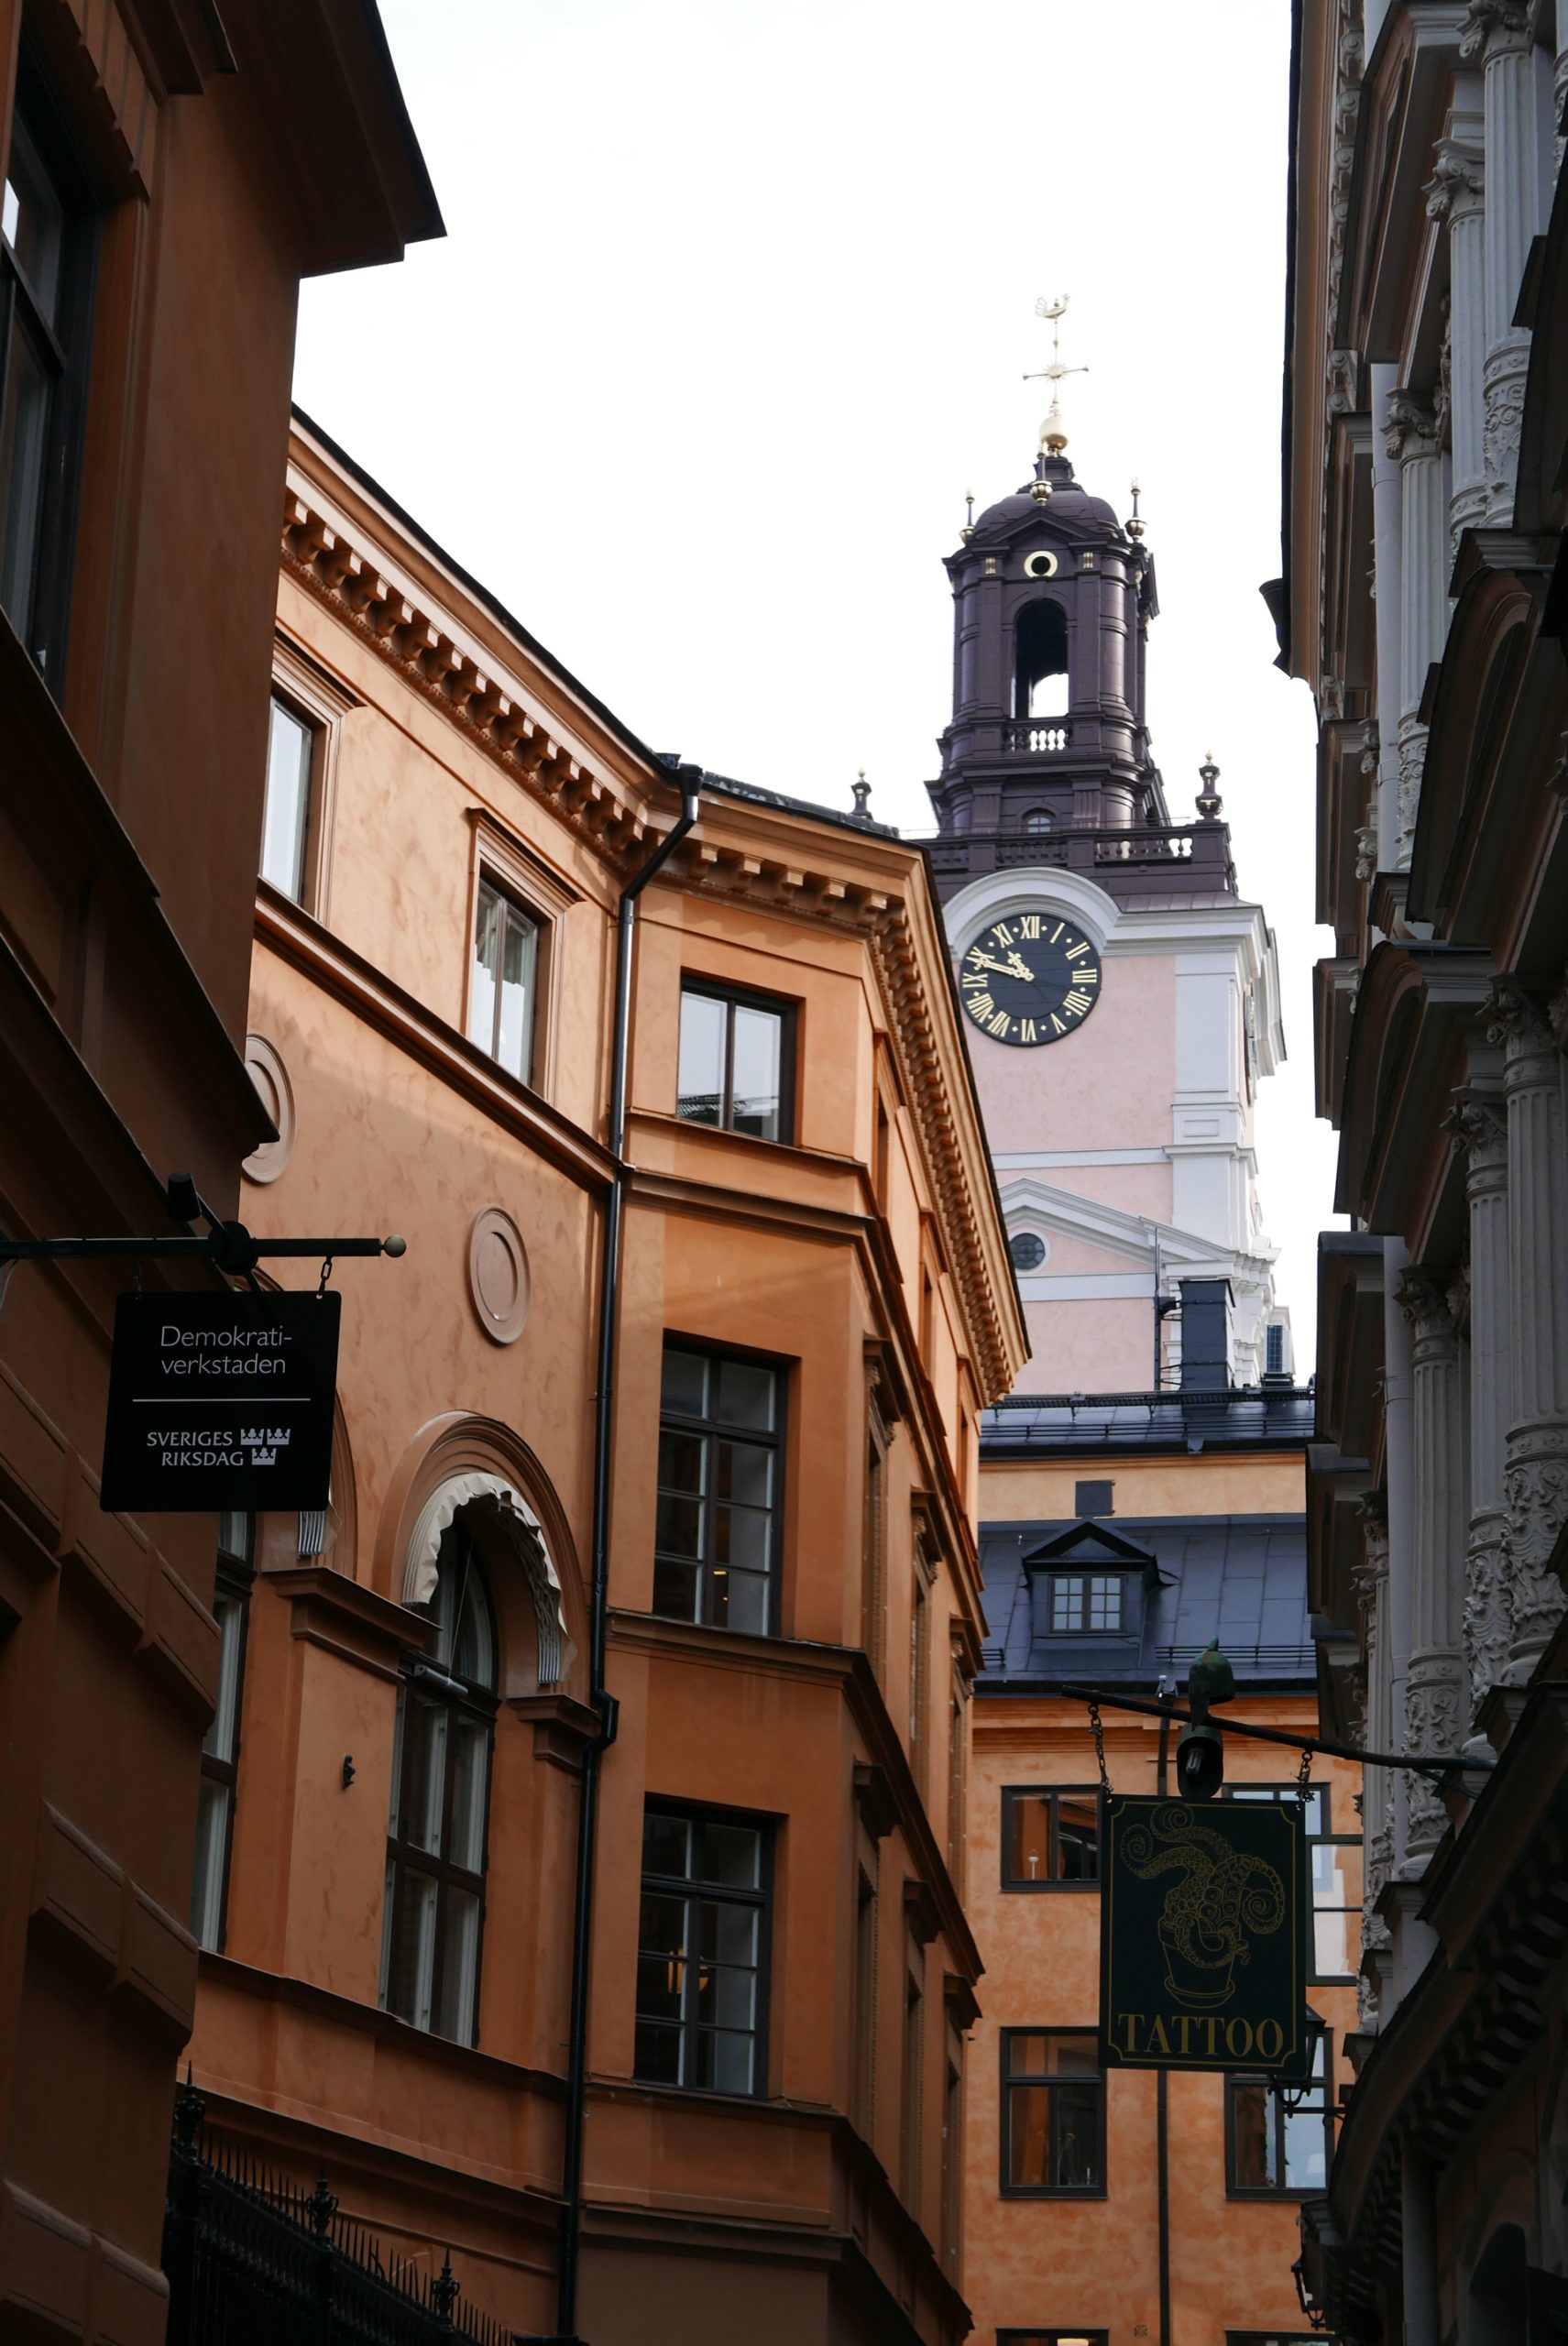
[293,0,1341,1364]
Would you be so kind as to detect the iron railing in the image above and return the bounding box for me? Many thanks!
[163,2078,514,2346]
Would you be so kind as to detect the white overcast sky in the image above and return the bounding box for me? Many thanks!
[294,0,1341,1365]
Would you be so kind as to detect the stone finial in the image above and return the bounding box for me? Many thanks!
[850,770,872,819]
[1196,753,1223,821]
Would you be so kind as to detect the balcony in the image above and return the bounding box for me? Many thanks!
[1005,717,1071,753]
[925,821,1238,899]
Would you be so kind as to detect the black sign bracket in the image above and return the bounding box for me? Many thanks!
[0,1174,407,1285]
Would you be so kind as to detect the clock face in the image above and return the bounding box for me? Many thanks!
[959,913,1102,1047]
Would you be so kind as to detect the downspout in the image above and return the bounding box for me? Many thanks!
[1156,1704,1171,2346]
[556,769,702,2342]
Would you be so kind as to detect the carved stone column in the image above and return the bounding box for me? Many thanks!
[1448,1094,1511,1707]
[1397,1269,1470,1863]
[1425,132,1487,547]
[1354,1493,1393,2027]
[1460,1,1553,521]
[1384,394,1445,867]
[1488,985,1568,1677]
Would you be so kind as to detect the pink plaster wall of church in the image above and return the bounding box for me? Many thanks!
[1016,1298,1152,1390]
[967,950,1177,1153]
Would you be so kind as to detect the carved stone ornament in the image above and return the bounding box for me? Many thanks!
[1384,390,1442,464]
[1483,338,1529,521]
[1405,1668,1465,1850]
[1486,981,1555,1063]
[1354,823,1379,884]
[1458,0,1533,62]
[1319,674,1345,723]
[1397,715,1428,869]
[1446,1092,1508,1172]
[1327,347,1359,418]
[1424,137,1485,226]
[1464,1515,1511,1705]
[1447,1260,1473,1342]
[1504,1432,1568,1676]
[1396,1264,1457,1349]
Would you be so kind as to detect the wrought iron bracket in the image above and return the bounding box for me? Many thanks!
[1048,1678,1496,1784]
[0,1174,406,1280]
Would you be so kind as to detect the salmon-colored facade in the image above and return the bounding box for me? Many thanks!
[964,1438,1359,2346]
[0,11,436,2341]
[181,417,1025,2341]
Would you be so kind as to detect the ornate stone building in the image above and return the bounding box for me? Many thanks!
[1279,0,1568,2334]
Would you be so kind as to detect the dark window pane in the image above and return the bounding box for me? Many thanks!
[1052,2082,1101,2186]
[1232,2082,1274,2187]
[696,2027,754,2093]
[652,1554,699,1620]
[3,116,64,320]
[641,1812,692,1878]
[1057,1797,1100,1880]
[659,1427,707,1495]
[0,322,50,633]
[715,1438,772,1507]
[677,991,726,1124]
[636,1951,685,2021]
[661,1348,708,1417]
[718,1567,770,1633]
[1007,2032,1049,2076]
[702,1822,762,1890]
[634,2020,684,2084]
[638,1891,689,1952]
[1008,2082,1051,2187]
[655,1490,704,1560]
[718,1359,776,1431]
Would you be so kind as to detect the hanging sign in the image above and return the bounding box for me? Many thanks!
[1099,1794,1309,2074]
[100,1291,340,1514]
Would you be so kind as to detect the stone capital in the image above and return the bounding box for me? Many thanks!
[1459,0,1533,62]
[1383,389,1442,464]
[1487,981,1558,1079]
[1424,136,1486,225]
[1445,1090,1508,1175]
[1397,1265,1460,1350]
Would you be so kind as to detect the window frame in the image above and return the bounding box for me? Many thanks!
[1224,1781,1359,1984]
[258,633,356,919]
[1001,1787,1102,1892]
[1046,1571,1126,1635]
[676,976,798,1146]
[634,1799,773,2100]
[654,1338,787,1637]
[0,42,99,691]
[999,2027,1106,2199]
[1224,2030,1333,2199]
[189,1513,254,1955]
[380,1526,499,2047]
[467,870,544,1089]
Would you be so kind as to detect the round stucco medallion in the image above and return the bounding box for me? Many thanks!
[241,1034,295,1185]
[468,1207,531,1345]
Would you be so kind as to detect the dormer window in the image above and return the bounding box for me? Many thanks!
[1022,808,1053,833]
[1047,1573,1124,1635]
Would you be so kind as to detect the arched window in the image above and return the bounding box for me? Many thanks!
[381,1517,498,2043]
[1022,809,1053,834]
[1014,600,1069,719]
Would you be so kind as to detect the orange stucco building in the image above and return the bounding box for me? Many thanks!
[959,1407,1358,2346]
[0,10,437,2341]
[179,415,1025,2342]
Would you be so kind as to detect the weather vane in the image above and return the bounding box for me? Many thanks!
[1024,294,1088,455]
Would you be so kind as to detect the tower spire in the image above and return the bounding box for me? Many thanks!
[1024,294,1088,456]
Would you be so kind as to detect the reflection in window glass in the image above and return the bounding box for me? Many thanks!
[635,1805,767,2095]
[1228,2034,1330,2194]
[189,1514,253,1952]
[1003,1789,1100,1886]
[380,1522,497,2044]
[676,984,791,1141]
[261,697,313,901]
[469,878,539,1085]
[1003,2031,1103,2192]
[655,1342,781,1632]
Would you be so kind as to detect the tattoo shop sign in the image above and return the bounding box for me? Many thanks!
[1100,1795,1309,2074]
[100,1291,340,1514]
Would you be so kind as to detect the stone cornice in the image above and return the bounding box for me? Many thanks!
[280,485,659,877]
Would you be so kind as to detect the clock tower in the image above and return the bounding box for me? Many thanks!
[929,383,1285,1394]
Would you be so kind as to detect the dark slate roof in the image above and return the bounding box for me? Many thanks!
[689,769,901,839]
[977,1512,1312,1690]
[982,1387,1315,1457]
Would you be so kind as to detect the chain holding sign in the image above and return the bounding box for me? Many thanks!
[100,1291,342,1514]
[1099,1793,1310,2077]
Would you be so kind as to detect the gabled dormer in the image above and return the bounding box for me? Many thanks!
[1021,1517,1165,1652]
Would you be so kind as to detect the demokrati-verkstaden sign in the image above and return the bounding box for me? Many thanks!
[100,1291,340,1513]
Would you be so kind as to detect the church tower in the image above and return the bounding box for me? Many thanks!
[930,323,1286,1393]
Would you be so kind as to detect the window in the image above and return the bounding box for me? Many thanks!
[260,696,314,901]
[1022,809,1054,833]
[909,1560,930,1785]
[189,1513,253,1953]
[380,1522,497,2044]
[1047,1573,1124,1633]
[861,1396,889,1677]
[1227,2034,1332,2196]
[677,981,794,1142]
[850,1859,877,2132]
[654,1343,782,1632]
[941,2045,963,2269]
[1226,2335,1323,2346]
[635,1805,768,2095]
[1009,1230,1047,1272]
[1003,1789,1100,1888]
[1002,2030,1104,2194]
[1229,1786,1360,1980]
[0,55,95,685]
[1074,1478,1113,1518]
[468,876,541,1084]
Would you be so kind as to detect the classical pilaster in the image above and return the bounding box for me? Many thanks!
[1460,2,1553,520]
[1355,1493,1393,2028]
[1448,1093,1512,1707]
[1397,1269,1470,1862]
[1487,985,1568,1677]
[1424,132,1487,547]
[1383,394,1446,866]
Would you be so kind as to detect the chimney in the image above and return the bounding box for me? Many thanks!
[1178,1277,1232,1389]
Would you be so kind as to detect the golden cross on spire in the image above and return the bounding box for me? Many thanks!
[1023,293,1089,454]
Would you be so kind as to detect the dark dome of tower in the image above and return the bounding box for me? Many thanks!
[970,467,1123,543]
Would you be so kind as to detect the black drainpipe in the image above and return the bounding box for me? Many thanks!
[555,768,701,2343]
[1156,1700,1172,2346]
